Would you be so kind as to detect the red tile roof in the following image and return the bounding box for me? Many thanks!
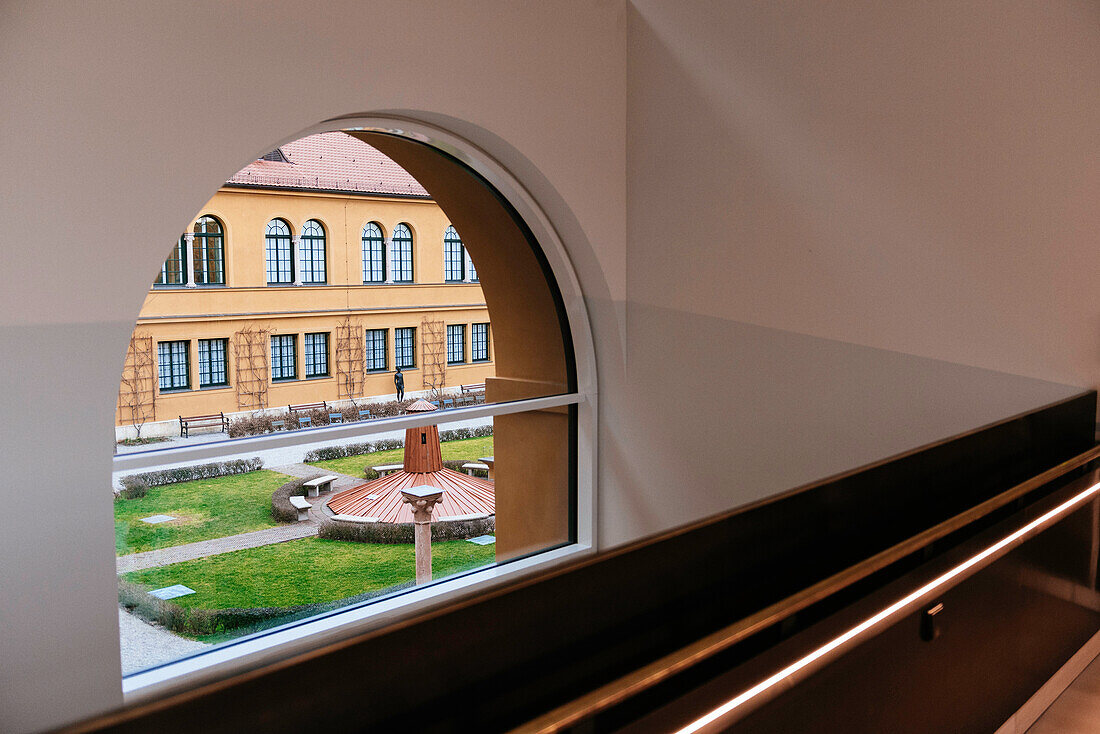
[225,132,430,198]
[326,469,495,523]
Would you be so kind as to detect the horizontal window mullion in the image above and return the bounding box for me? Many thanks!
[112,391,588,472]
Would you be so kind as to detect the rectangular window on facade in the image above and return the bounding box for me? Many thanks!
[271,334,297,380]
[304,332,329,378]
[197,338,229,387]
[471,322,490,362]
[447,324,466,365]
[157,340,190,391]
[395,327,416,369]
[365,329,387,371]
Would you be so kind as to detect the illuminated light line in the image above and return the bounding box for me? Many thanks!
[674,480,1100,734]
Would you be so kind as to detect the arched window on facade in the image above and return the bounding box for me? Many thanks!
[362,221,385,283]
[392,223,413,283]
[300,219,327,284]
[265,219,293,284]
[192,215,225,285]
[443,225,464,282]
[155,239,185,285]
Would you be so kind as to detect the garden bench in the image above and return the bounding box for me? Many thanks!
[373,463,403,475]
[289,495,311,522]
[179,412,229,438]
[328,413,343,424]
[271,420,285,431]
[298,415,312,428]
[303,475,338,497]
[442,398,454,409]
[461,383,486,403]
[288,401,326,415]
[462,462,490,477]
[358,409,372,420]
[429,399,441,408]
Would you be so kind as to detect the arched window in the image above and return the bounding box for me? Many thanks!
[443,225,464,282]
[300,219,326,284]
[155,239,185,285]
[192,215,224,285]
[392,223,413,283]
[265,219,293,284]
[362,222,385,283]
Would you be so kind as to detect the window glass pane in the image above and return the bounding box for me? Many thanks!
[271,334,296,380]
[444,225,464,282]
[472,323,490,362]
[304,332,328,377]
[198,338,228,387]
[395,327,416,369]
[157,340,189,390]
[365,329,387,371]
[193,216,224,285]
[266,219,292,284]
[447,324,466,364]
[393,223,413,283]
[301,219,326,284]
[362,222,384,283]
[157,239,185,285]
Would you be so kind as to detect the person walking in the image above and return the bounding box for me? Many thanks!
[394,366,405,402]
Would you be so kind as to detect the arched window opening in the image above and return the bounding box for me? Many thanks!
[265,219,293,284]
[300,219,326,284]
[114,125,592,690]
[443,225,464,282]
[192,215,225,285]
[392,223,414,282]
[362,221,385,283]
[155,239,186,286]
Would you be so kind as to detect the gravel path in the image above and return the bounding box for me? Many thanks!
[117,523,319,573]
[118,607,209,675]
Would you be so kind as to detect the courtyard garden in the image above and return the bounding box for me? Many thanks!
[116,433,498,646]
[115,469,292,555]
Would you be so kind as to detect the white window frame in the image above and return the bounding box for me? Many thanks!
[114,115,598,705]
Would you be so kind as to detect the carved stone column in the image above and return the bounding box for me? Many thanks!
[400,485,444,584]
[183,232,196,288]
[384,236,394,283]
[292,234,303,286]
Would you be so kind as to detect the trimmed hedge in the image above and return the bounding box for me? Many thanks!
[228,398,423,438]
[119,578,415,637]
[318,514,495,544]
[302,425,493,464]
[117,458,263,492]
[270,477,314,523]
[116,477,149,500]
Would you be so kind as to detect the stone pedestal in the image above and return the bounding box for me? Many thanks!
[400,485,444,584]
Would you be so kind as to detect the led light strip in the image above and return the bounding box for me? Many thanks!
[674,479,1100,734]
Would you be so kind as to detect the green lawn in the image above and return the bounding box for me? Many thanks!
[309,435,494,476]
[122,536,495,609]
[115,470,291,555]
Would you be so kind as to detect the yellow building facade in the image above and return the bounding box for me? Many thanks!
[116,137,494,438]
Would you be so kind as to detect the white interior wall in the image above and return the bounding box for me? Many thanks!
[607,0,1100,541]
[0,3,624,731]
[2,1,1098,731]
